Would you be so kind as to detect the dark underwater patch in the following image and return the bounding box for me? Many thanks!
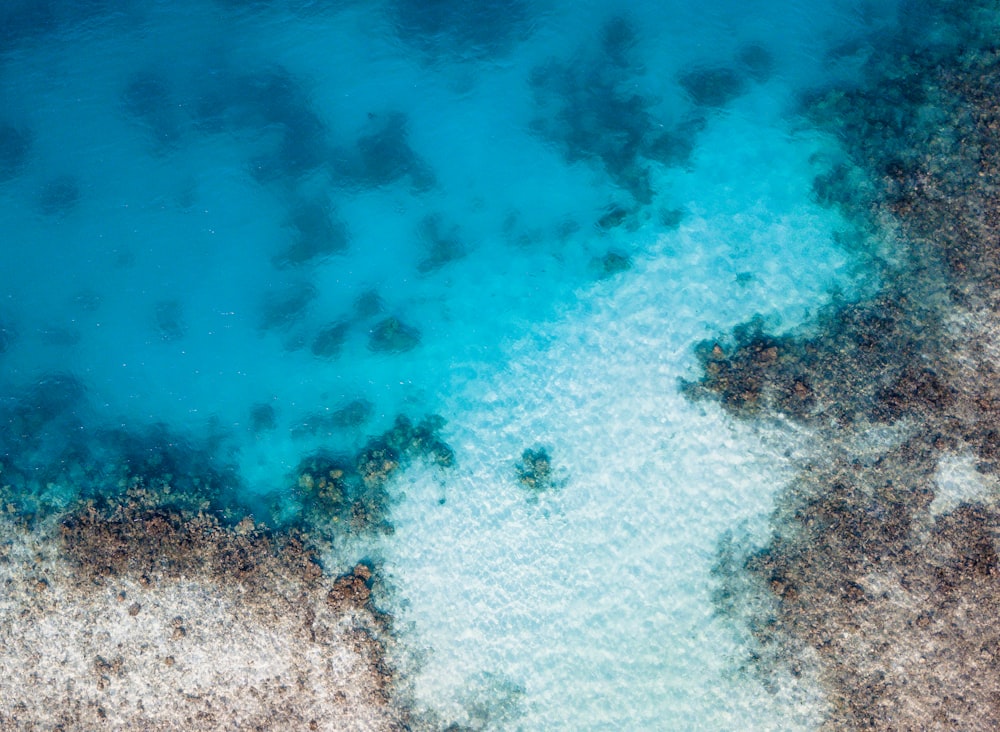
[416,213,466,274]
[154,300,186,341]
[38,175,80,216]
[677,66,746,108]
[0,317,16,354]
[310,321,349,358]
[368,316,421,353]
[514,445,563,494]
[122,71,186,148]
[339,111,436,192]
[0,123,32,182]
[593,250,632,279]
[353,289,384,319]
[274,197,350,268]
[388,0,531,61]
[0,0,114,50]
[194,65,330,183]
[258,281,318,332]
[689,8,1000,727]
[529,15,703,204]
[738,44,773,83]
[295,414,455,534]
[249,402,278,433]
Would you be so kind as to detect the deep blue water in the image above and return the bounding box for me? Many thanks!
[0,0,909,727]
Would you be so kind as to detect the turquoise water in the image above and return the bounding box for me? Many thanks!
[1,0,905,727]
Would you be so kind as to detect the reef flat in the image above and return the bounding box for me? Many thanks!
[0,412,456,730]
[690,4,1000,728]
[0,493,402,731]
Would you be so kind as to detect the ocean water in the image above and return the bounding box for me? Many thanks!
[0,0,906,728]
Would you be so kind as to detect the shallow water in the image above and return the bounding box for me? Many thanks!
[1,0,912,727]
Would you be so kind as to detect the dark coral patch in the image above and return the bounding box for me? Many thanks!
[311,321,349,358]
[388,0,530,61]
[258,282,317,331]
[368,316,420,354]
[296,414,454,533]
[677,66,746,107]
[0,317,16,354]
[154,300,186,341]
[121,71,187,148]
[346,111,436,192]
[738,44,773,83]
[594,250,632,278]
[274,198,349,268]
[514,446,560,493]
[530,15,703,204]
[250,403,278,433]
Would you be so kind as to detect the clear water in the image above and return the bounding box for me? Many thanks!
[0,0,903,728]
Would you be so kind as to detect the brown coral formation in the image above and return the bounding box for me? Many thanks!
[0,485,407,731]
[690,8,1000,729]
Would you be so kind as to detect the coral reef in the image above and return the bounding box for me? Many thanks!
[258,281,318,332]
[0,316,16,354]
[388,0,530,61]
[0,488,405,730]
[122,71,185,149]
[0,399,457,727]
[194,65,330,182]
[154,300,186,342]
[677,66,746,108]
[274,197,350,268]
[690,7,1000,728]
[594,250,632,278]
[368,316,421,354]
[342,112,436,192]
[514,446,561,493]
[249,402,277,433]
[296,414,455,534]
[416,213,467,274]
[311,321,349,358]
[529,15,694,204]
[38,175,80,216]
